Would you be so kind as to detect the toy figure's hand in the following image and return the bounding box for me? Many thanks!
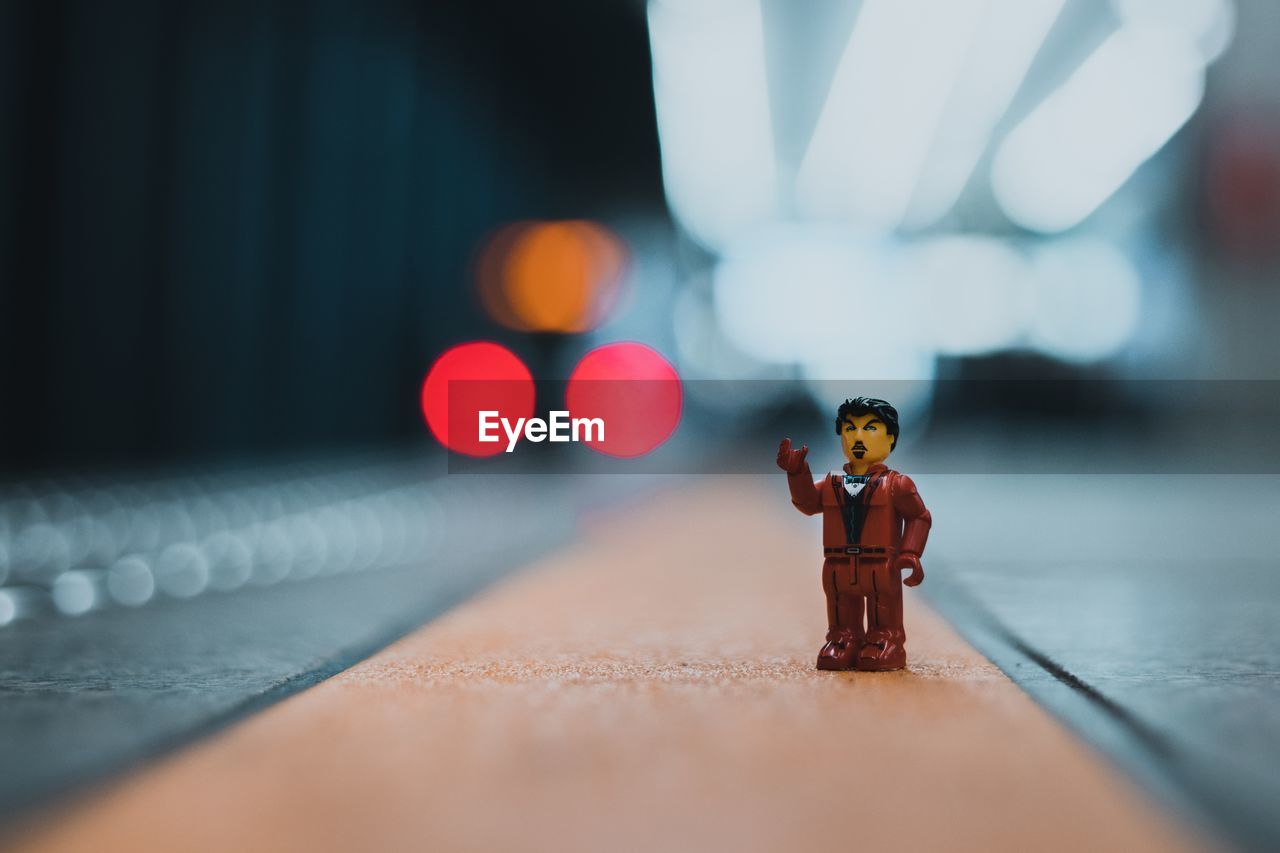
[895,553,925,587]
[776,438,808,474]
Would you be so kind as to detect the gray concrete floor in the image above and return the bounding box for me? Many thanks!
[922,474,1280,852]
[3,461,1278,849]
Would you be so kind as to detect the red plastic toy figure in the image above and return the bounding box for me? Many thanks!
[777,397,931,672]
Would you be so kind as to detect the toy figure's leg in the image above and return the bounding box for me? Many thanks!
[857,562,907,671]
[817,558,861,671]
[839,586,866,653]
[821,558,840,628]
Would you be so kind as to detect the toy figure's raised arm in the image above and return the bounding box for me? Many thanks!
[777,438,821,516]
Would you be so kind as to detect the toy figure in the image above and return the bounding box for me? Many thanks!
[776,397,931,672]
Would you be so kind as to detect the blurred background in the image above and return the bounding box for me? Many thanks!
[0,0,664,472]
[4,0,1279,476]
[3,0,1280,848]
[5,0,1280,470]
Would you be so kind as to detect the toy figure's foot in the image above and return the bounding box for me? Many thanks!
[856,640,906,672]
[816,629,859,671]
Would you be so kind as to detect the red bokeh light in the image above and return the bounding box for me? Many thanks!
[1206,116,1280,262]
[565,342,682,458]
[420,342,535,457]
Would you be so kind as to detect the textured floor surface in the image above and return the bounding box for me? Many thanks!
[0,465,595,819]
[7,482,1208,852]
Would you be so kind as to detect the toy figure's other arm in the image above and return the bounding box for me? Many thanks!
[892,475,931,587]
[776,438,821,516]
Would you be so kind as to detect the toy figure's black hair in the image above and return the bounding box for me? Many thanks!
[834,397,900,449]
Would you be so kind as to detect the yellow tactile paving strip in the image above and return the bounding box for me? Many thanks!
[8,482,1209,852]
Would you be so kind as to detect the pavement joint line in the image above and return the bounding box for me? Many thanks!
[923,567,1268,851]
[932,574,1176,760]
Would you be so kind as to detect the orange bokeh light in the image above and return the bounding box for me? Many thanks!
[473,220,628,334]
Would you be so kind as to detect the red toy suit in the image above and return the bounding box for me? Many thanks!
[786,461,931,671]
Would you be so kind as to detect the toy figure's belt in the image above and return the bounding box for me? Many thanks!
[824,546,890,556]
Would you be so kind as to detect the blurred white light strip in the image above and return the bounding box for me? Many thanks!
[648,0,777,252]
[1112,0,1235,63]
[795,1,988,230]
[902,0,1066,230]
[991,28,1205,233]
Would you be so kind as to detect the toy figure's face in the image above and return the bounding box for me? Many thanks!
[840,414,894,465]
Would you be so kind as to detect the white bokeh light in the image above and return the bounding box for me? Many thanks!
[0,589,16,626]
[1028,238,1142,362]
[903,236,1033,356]
[713,224,912,366]
[155,542,210,599]
[204,531,253,592]
[52,570,99,616]
[107,555,155,607]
